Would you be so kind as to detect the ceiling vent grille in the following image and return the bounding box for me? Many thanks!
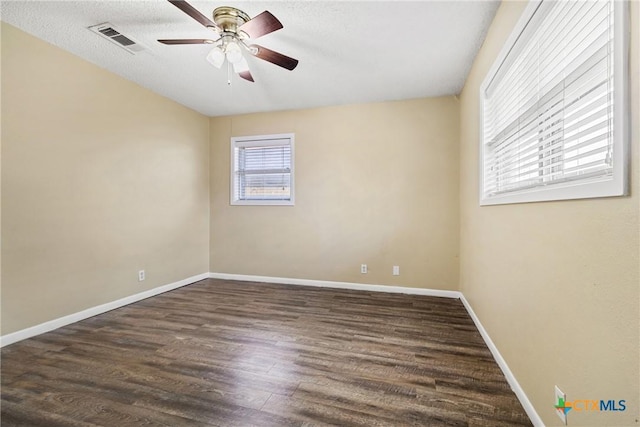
[88,23,145,54]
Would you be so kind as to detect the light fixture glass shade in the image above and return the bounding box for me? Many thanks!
[225,41,243,64]
[206,46,225,69]
[233,56,250,73]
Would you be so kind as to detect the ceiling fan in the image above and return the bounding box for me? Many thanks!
[158,0,298,83]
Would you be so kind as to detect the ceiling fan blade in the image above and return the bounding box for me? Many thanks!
[238,71,255,82]
[250,44,298,71]
[238,11,283,39]
[158,38,218,45]
[168,0,217,29]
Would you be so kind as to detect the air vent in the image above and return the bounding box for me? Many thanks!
[88,23,145,54]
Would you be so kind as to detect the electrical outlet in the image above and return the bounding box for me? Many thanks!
[138,270,145,281]
[393,265,400,276]
[360,264,368,274]
[554,385,568,425]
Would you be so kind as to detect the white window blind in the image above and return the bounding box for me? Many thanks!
[480,0,628,205]
[231,134,294,205]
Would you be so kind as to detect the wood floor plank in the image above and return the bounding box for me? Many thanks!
[1,279,532,426]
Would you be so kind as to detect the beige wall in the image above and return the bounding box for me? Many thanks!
[1,24,210,335]
[459,2,640,426]
[210,98,460,290]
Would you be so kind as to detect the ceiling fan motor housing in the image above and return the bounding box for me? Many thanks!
[213,6,250,36]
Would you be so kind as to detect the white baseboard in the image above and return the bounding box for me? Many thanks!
[0,272,209,348]
[459,294,543,427]
[208,272,462,299]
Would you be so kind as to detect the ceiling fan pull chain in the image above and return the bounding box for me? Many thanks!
[227,60,232,86]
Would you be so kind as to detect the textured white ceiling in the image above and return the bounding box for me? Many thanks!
[1,0,499,117]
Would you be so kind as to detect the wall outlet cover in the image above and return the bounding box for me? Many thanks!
[555,385,568,425]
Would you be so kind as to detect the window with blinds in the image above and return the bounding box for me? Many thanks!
[480,0,628,205]
[231,134,294,205]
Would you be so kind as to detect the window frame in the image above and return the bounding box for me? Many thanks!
[230,133,295,206]
[478,0,630,206]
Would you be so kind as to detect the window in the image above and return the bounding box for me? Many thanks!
[231,133,294,206]
[480,0,629,205]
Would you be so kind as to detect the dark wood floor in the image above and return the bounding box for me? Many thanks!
[1,279,532,427]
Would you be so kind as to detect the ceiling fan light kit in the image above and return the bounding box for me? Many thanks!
[206,45,225,68]
[223,39,243,64]
[159,1,299,83]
